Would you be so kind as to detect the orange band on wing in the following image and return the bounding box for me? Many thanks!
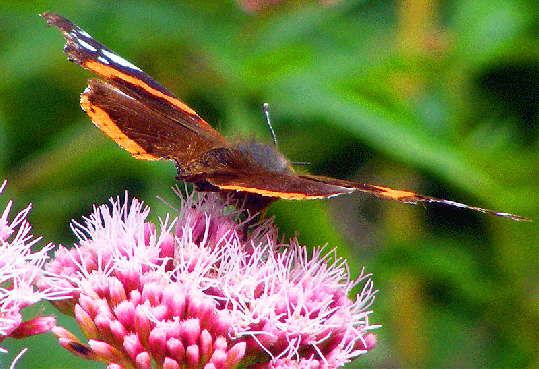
[216,185,338,199]
[370,185,419,201]
[85,60,199,116]
[80,94,160,160]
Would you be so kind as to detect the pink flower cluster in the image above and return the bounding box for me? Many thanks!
[39,190,378,368]
[0,181,56,352]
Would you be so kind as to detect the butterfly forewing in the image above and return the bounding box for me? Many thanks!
[41,12,226,148]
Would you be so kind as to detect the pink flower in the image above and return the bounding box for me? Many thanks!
[39,190,378,368]
[0,180,58,350]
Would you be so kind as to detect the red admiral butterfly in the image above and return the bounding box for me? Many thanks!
[42,13,530,221]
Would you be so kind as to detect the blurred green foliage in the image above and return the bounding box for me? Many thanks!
[1,0,537,368]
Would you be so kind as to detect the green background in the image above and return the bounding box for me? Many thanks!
[1,0,537,368]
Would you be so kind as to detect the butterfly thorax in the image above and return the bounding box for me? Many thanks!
[176,140,294,179]
[234,140,293,174]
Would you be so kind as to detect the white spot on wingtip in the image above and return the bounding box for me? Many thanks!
[97,56,110,65]
[101,49,141,71]
[78,30,91,38]
[443,200,467,208]
[77,39,97,52]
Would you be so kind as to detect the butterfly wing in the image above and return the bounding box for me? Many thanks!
[80,79,224,162]
[42,12,226,161]
[299,174,531,221]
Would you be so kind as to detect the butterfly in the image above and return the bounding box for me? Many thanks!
[41,12,530,221]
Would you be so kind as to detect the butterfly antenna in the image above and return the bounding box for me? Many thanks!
[263,103,278,147]
[263,103,310,166]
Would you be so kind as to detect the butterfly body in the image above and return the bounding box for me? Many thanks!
[42,12,530,221]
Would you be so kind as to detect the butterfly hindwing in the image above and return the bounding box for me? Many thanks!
[81,79,224,161]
